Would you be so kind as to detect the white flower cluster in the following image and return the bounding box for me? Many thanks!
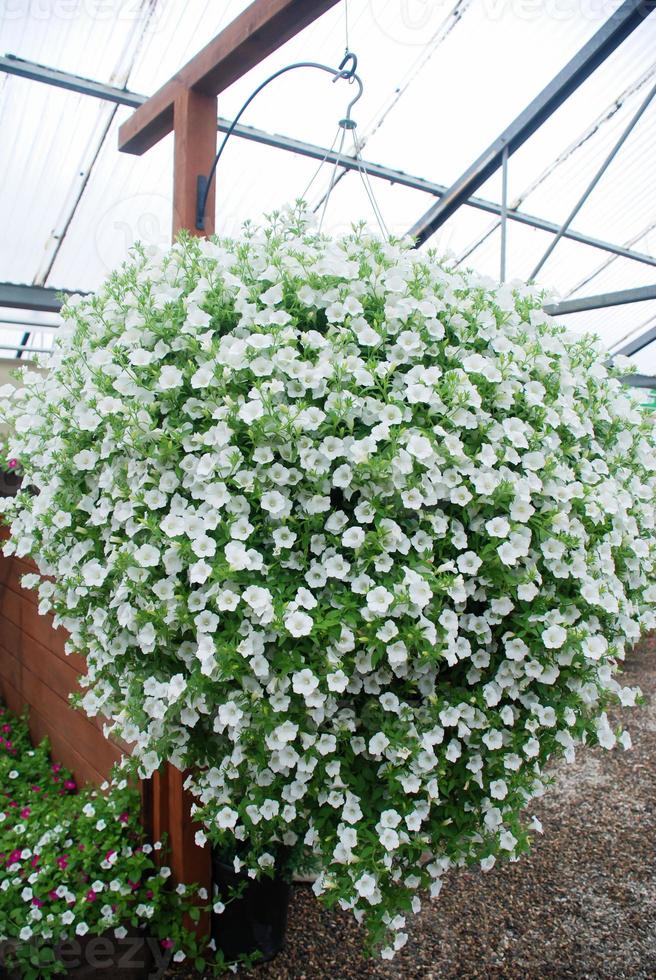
[1,206,655,956]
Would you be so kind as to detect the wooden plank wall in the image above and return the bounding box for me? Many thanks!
[0,534,210,919]
[0,545,123,785]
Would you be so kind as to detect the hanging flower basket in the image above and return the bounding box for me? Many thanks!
[1,205,655,960]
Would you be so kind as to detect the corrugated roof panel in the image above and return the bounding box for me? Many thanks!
[559,300,656,352]
[0,76,116,285]
[1,0,143,83]
[629,336,656,372]
[352,2,609,190]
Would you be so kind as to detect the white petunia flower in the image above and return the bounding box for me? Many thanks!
[158,365,184,389]
[285,611,313,637]
[542,625,567,649]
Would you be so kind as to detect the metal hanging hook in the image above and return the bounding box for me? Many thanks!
[334,51,363,132]
[195,53,364,230]
[337,51,358,79]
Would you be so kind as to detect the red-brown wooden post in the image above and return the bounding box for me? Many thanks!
[172,87,217,236]
[154,86,219,931]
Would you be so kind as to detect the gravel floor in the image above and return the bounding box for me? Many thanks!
[168,638,656,980]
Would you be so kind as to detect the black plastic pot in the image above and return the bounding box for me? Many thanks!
[211,854,291,964]
[0,469,21,498]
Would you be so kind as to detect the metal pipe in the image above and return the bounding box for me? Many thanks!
[544,284,656,316]
[0,318,60,330]
[530,78,656,280]
[0,344,51,354]
[499,145,509,284]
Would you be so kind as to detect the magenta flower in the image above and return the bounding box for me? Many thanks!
[86,890,97,902]
[7,458,18,470]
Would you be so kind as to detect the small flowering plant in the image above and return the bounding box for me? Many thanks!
[0,205,655,958]
[0,456,22,497]
[0,706,206,978]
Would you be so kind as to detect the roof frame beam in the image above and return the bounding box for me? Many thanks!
[0,283,81,313]
[613,322,656,357]
[117,0,340,155]
[408,0,656,245]
[544,284,656,316]
[3,55,656,271]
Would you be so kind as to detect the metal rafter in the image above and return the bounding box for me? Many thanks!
[623,372,656,387]
[453,65,656,272]
[408,0,656,245]
[0,283,80,312]
[530,77,656,280]
[2,55,656,271]
[614,322,656,357]
[544,284,656,316]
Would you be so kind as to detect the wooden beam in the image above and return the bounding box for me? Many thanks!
[140,84,220,936]
[119,0,340,155]
[172,88,218,235]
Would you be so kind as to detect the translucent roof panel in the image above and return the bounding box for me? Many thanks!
[555,301,656,353]
[1,0,151,84]
[0,75,117,284]
[0,0,655,376]
[0,306,59,359]
[334,2,611,187]
[629,338,656,373]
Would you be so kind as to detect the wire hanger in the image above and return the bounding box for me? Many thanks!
[195,53,363,231]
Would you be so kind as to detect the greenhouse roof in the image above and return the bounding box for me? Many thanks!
[0,0,655,374]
